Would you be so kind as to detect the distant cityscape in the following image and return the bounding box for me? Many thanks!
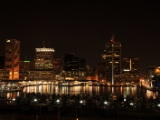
[0,38,160,88]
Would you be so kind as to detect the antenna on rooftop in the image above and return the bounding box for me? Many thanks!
[111,35,114,42]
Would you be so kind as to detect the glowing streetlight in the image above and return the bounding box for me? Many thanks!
[104,101,107,105]
[79,100,83,104]
[12,98,16,101]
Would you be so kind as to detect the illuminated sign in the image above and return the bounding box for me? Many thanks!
[123,69,130,71]
[35,48,55,52]
[24,60,30,62]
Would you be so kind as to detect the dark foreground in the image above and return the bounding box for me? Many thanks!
[0,105,160,120]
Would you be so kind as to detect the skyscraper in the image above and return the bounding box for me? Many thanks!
[35,47,55,70]
[5,39,20,80]
[105,37,121,85]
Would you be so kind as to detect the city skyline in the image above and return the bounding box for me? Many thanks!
[0,1,160,74]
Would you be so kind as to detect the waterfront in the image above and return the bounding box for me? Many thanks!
[1,81,159,100]
[0,81,160,120]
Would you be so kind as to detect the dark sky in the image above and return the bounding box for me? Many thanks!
[0,1,160,74]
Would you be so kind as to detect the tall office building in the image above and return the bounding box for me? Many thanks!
[63,53,79,80]
[35,47,55,70]
[5,39,20,80]
[106,37,121,85]
[62,54,87,80]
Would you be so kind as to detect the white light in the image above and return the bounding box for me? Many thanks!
[57,99,60,103]
[130,102,133,106]
[34,99,37,102]
[35,48,55,52]
[158,103,160,107]
[12,98,16,101]
[124,69,130,71]
[80,100,83,104]
[104,101,107,105]
[124,99,126,102]
[7,40,10,42]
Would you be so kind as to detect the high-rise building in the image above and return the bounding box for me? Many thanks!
[54,58,63,74]
[105,38,121,85]
[62,54,87,80]
[97,50,107,81]
[63,53,79,80]
[19,59,34,80]
[5,39,20,80]
[122,57,140,84]
[35,47,54,70]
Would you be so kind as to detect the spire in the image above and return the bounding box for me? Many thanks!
[111,35,114,42]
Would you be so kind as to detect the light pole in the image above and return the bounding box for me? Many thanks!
[56,99,60,120]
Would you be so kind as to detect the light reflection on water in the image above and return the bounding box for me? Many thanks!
[0,84,160,99]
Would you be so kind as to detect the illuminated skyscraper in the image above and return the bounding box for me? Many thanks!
[35,47,55,70]
[106,37,121,85]
[5,39,20,80]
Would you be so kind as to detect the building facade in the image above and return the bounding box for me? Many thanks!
[62,54,87,80]
[122,57,140,84]
[19,59,34,80]
[5,39,20,80]
[105,39,121,85]
[98,50,107,81]
[35,48,54,70]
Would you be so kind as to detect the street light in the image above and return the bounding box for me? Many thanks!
[57,99,60,104]
[12,98,16,101]
[56,99,60,120]
[79,100,83,104]
[104,101,107,105]
[130,102,134,106]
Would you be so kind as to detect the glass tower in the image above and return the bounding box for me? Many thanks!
[106,39,121,86]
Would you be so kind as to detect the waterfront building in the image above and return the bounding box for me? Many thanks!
[5,39,20,80]
[0,69,10,80]
[86,67,98,80]
[28,46,56,80]
[34,47,55,70]
[62,54,87,80]
[19,59,34,80]
[147,66,160,88]
[105,37,121,85]
[97,50,106,81]
[147,66,157,80]
[122,57,140,84]
[54,58,63,74]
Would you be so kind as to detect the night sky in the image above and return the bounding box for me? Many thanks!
[0,1,160,74]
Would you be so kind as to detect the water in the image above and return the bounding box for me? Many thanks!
[1,83,159,99]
